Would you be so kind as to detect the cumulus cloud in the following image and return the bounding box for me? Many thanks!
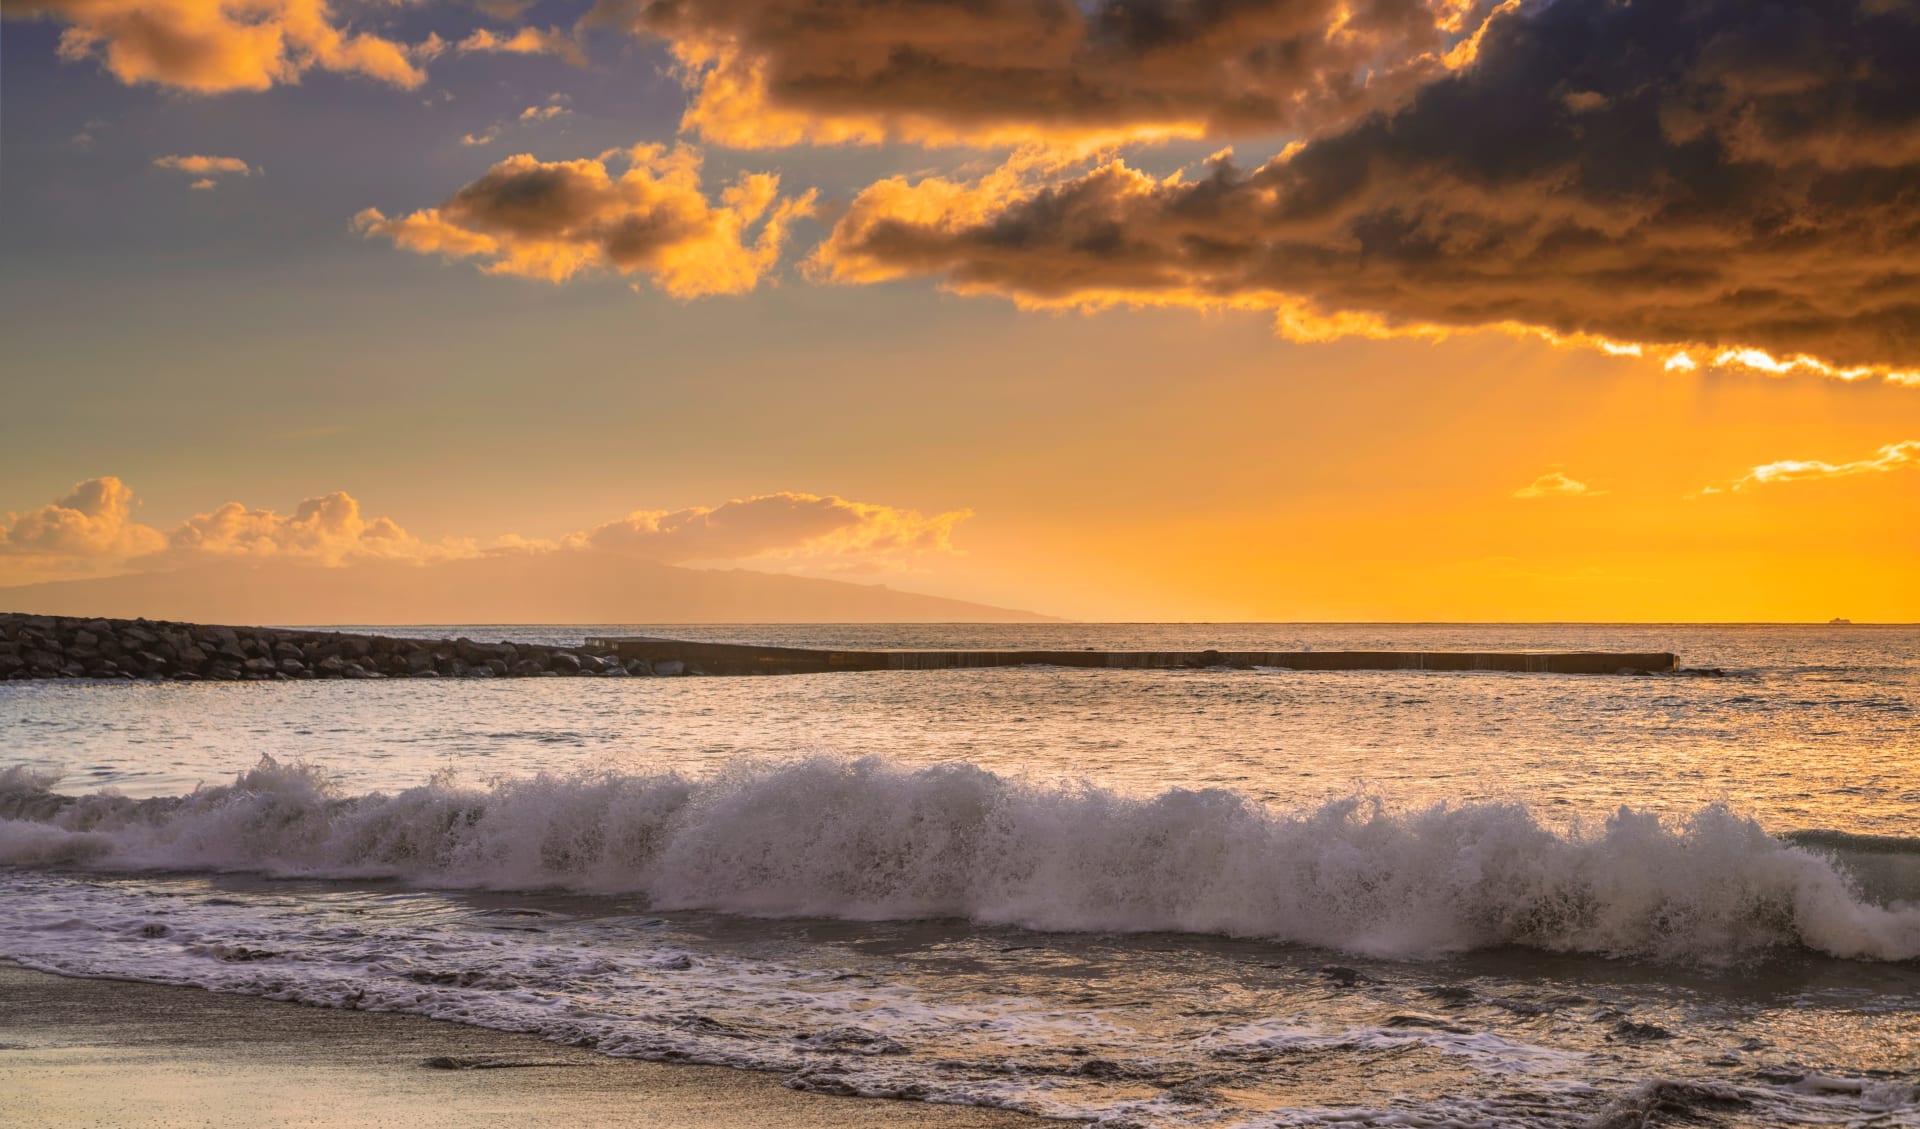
[456,26,586,67]
[353,143,815,297]
[0,478,165,561]
[1513,471,1601,500]
[520,103,569,122]
[809,0,1920,381]
[1731,441,1920,489]
[585,0,1504,149]
[582,493,971,564]
[0,482,970,584]
[163,492,460,565]
[7,0,426,92]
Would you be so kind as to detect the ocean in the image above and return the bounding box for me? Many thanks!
[2,624,1916,1126]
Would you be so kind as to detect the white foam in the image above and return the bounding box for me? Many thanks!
[4,755,1916,962]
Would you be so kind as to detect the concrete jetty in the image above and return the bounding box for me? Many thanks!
[582,637,1678,676]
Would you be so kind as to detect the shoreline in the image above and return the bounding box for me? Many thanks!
[0,962,1049,1128]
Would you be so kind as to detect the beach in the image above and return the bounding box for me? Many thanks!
[0,962,1039,1129]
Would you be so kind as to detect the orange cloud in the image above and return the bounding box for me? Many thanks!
[586,0,1504,149]
[353,143,815,298]
[9,0,426,92]
[1513,471,1602,500]
[583,493,971,565]
[807,0,1920,384]
[1732,441,1920,489]
[0,481,971,587]
[154,154,254,177]
[0,478,166,562]
[456,26,585,67]
[163,492,464,565]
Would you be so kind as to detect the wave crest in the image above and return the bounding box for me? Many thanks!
[4,756,1916,962]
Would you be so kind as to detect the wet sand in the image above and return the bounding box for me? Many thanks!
[0,963,1048,1128]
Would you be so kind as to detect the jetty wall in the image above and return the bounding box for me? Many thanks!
[584,637,1678,676]
[0,613,664,681]
[0,613,1677,682]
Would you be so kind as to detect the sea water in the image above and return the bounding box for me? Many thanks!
[2,624,1916,1126]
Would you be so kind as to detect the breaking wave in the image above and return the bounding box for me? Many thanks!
[3,757,1916,963]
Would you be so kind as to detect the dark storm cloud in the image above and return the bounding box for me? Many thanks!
[592,0,1505,146]
[813,0,1920,374]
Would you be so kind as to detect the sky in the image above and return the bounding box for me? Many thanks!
[2,0,1917,622]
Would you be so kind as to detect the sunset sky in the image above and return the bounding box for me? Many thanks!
[2,0,1917,622]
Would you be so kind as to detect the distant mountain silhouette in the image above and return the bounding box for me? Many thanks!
[0,555,1055,624]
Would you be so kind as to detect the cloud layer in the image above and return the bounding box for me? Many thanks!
[811,0,1920,376]
[355,144,815,297]
[0,479,970,584]
[18,0,1920,384]
[583,493,970,563]
[456,25,586,67]
[1734,440,1920,489]
[594,0,1502,148]
[11,0,425,92]
[164,492,450,565]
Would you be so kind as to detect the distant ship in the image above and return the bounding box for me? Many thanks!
[1829,617,1853,625]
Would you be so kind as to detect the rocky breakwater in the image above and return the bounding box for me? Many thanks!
[0,613,683,682]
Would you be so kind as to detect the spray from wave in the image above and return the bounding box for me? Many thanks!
[2,757,1915,963]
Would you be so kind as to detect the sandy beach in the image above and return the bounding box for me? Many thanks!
[0,963,1046,1128]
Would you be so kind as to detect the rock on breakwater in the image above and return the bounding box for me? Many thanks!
[0,613,678,682]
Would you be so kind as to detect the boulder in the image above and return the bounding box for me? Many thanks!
[242,657,277,676]
[549,652,583,674]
